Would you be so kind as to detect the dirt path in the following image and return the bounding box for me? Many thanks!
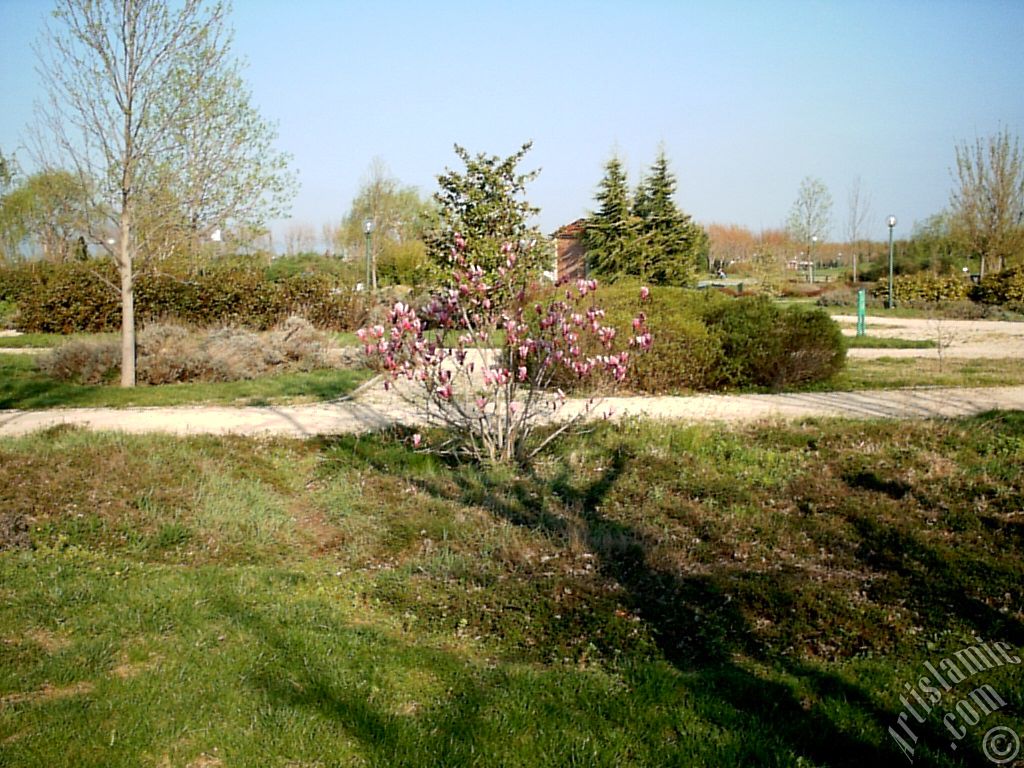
[2,384,1023,438]
[833,315,1024,359]
[2,318,1022,438]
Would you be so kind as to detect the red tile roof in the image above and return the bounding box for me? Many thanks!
[553,218,586,238]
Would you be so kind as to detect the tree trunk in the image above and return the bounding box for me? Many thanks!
[119,214,136,388]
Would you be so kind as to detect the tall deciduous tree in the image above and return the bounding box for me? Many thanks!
[426,142,547,288]
[950,129,1024,279]
[1,170,93,262]
[35,0,295,386]
[707,223,758,269]
[787,176,833,257]
[845,176,872,281]
[338,158,434,289]
[0,151,25,261]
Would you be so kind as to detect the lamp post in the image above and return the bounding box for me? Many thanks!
[886,215,897,309]
[363,218,374,291]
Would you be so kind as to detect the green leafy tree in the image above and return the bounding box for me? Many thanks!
[426,142,547,289]
[581,154,637,277]
[904,213,959,274]
[35,0,296,386]
[0,151,26,261]
[0,155,95,263]
[950,129,1024,279]
[337,158,434,288]
[2,170,93,262]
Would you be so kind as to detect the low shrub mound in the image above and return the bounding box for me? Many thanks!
[557,284,846,393]
[38,317,341,385]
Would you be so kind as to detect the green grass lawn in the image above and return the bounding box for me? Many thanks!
[834,356,1024,390]
[1,416,1021,766]
[0,332,117,349]
[0,353,373,409]
[844,335,937,349]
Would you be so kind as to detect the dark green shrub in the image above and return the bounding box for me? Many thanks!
[556,285,844,393]
[771,306,847,387]
[970,266,1024,305]
[627,312,723,391]
[695,294,845,390]
[0,299,16,328]
[700,294,782,388]
[14,261,121,333]
[276,274,369,330]
[134,271,202,323]
[8,260,371,333]
[0,262,44,302]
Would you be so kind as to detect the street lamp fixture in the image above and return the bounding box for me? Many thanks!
[363,218,374,291]
[886,215,897,309]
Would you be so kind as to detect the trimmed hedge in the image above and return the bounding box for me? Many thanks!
[874,273,972,303]
[3,261,370,333]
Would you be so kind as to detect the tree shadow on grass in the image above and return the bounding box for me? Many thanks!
[312,424,1024,766]
[318,436,902,766]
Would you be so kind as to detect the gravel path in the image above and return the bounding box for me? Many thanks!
[2,384,1023,438]
[2,317,1022,438]
[835,315,1024,359]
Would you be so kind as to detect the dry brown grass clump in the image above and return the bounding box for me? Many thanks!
[38,317,337,385]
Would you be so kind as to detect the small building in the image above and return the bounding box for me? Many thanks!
[552,219,587,283]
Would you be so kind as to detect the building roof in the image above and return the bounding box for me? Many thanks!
[552,218,586,239]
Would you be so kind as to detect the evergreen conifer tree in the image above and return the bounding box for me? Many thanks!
[581,155,635,277]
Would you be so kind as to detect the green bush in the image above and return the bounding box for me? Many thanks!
[567,284,845,393]
[0,262,44,302]
[14,261,121,333]
[970,266,1024,305]
[874,272,972,303]
[276,273,370,330]
[0,299,17,328]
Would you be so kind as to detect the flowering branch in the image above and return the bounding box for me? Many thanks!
[359,237,650,463]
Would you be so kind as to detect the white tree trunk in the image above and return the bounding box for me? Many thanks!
[119,214,136,387]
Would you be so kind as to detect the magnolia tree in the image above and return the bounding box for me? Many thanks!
[359,236,651,464]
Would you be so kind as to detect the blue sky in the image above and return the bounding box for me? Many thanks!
[2,0,1023,246]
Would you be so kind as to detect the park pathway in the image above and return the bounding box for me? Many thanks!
[2,384,1023,439]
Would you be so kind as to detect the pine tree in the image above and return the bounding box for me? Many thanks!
[632,151,707,285]
[583,150,707,286]
[581,155,636,277]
